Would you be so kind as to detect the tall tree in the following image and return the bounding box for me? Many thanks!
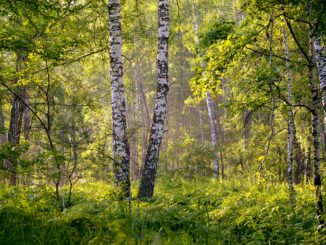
[314,38,326,117]
[7,51,27,185]
[309,5,324,224]
[138,0,170,198]
[108,0,131,197]
[206,92,220,178]
[282,24,295,204]
[0,102,6,144]
[191,5,220,179]
[135,57,151,169]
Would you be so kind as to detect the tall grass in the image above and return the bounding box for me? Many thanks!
[0,175,324,244]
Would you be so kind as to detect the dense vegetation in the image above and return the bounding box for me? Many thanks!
[1,0,326,243]
[1,175,325,244]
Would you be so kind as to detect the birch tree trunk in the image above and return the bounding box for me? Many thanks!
[310,66,323,219]
[191,8,220,179]
[138,0,169,198]
[282,25,295,204]
[314,38,326,118]
[206,92,219,179]
[309,33,323,221]
[108,0,131,198]
[308,0,324,221]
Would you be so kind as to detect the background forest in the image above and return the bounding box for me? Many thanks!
[1,0,326,244]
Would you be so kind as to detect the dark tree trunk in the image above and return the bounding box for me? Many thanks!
[0,103,7,144]
[23,91,31,140]
[7,52,28,185]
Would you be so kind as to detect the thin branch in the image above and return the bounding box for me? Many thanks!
[283,14,311,65]
[312,2,326,37]
[0,80,49,134]
[245,46,304,65]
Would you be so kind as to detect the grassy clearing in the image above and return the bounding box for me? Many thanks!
[0,175,325,244]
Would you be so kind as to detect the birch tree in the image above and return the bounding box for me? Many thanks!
[108,0,131,197]
[191,4,220,179]
[282,24,295,204]
[206,92,219,179]
[308,0,324,222]
[138,0,170,198]
[314,37,326,120]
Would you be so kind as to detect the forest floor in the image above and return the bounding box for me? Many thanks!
[0,174,325,244]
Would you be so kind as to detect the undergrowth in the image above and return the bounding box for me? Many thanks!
[0,175,325,244]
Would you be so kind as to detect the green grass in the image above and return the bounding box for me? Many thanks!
[0,175,325,244]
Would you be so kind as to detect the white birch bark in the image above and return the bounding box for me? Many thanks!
[307,0,324,219]
[309,28,323,218]
[138,0,169,198]
[282,25,295,204]
[108,0,130,197]
[206,92,219,178]
[191,7,220,178]
[314,38,326,121]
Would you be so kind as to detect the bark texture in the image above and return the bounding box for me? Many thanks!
[7,52,27,185]
[108,0,131,197]
[282,25,294,202]
[138,0,169,198]
[23,91,31,140]
[0,103,7,144]
[309,36,323,220]
[307,0,324,218]
[314,38,326,117]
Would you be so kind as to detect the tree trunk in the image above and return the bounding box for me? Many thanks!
[164,113,169,170]
[198,106,204,143]
[7,52,28,185]
[308,1,324,220]
[314,38,326,157]
[140,103,147,175]
[305,147,312,183]
[191,7,220,178]
[206,92,219,179]
[108,0,131,198]
[138,0,169,198]
[314,38,326,118]
[131,70,140,180]
[282,25,295,203]
[23,91,31,140]
[310,69,323,219]
[135,59,150,172]
[0,103,7,144]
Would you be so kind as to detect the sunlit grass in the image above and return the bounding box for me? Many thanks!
[0,175,324,244]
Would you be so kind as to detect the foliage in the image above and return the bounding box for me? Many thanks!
[0,175,325,244]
